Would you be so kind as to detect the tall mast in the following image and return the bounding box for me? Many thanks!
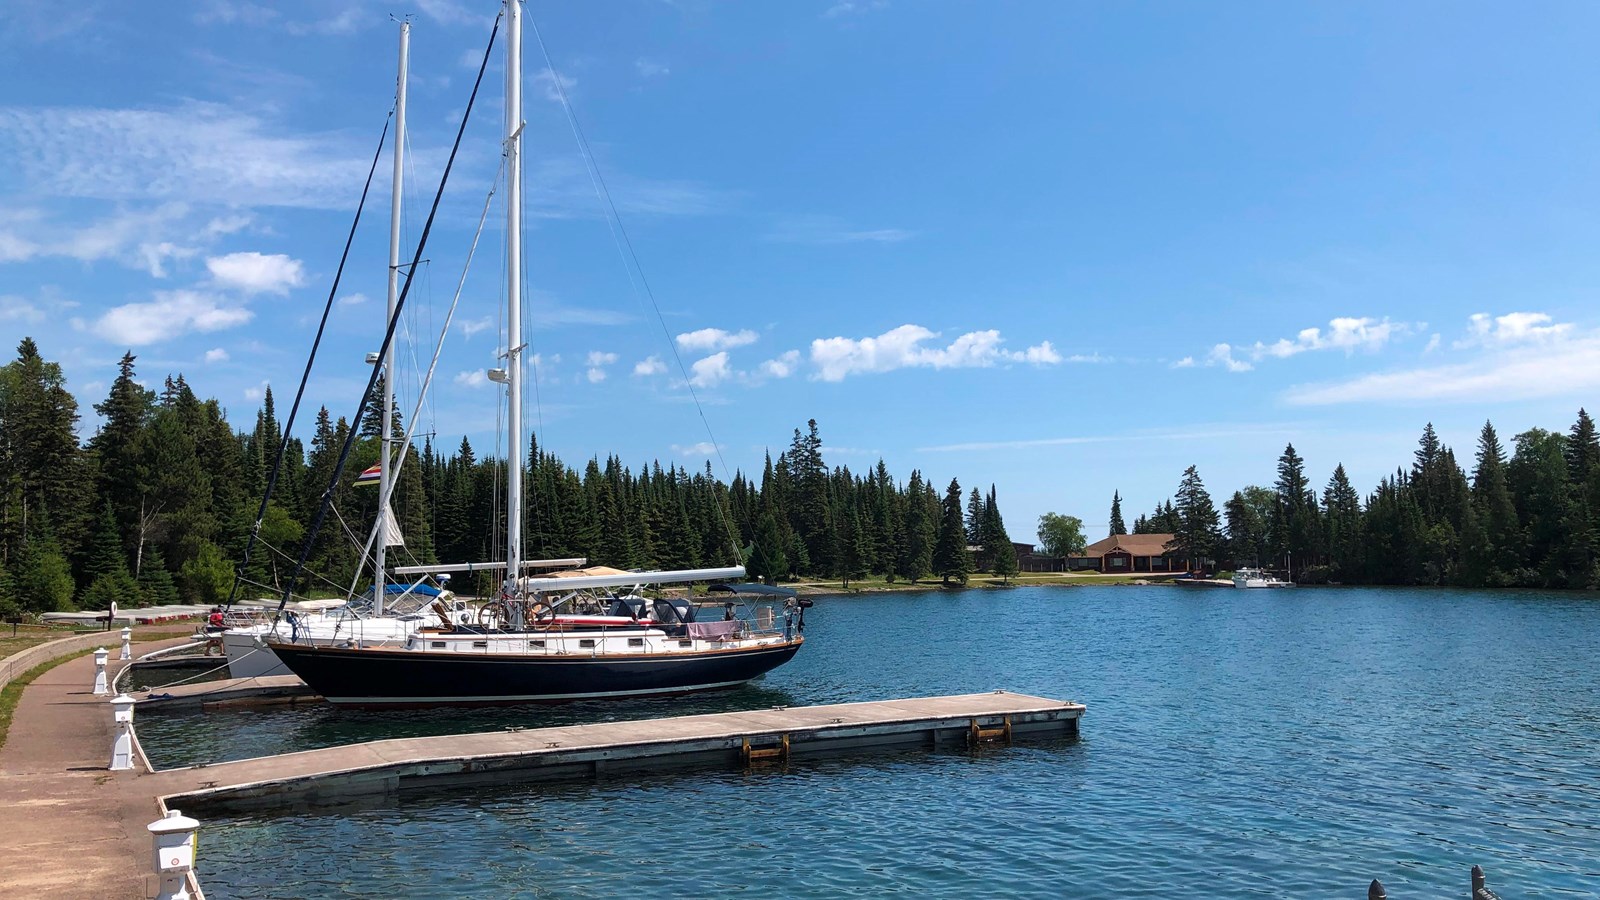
[375,18,410,615]
[504,0,524,591]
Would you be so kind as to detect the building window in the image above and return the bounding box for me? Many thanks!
[1111,556,1126,568]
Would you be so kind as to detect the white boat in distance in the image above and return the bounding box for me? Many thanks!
[1233,567,1294,588]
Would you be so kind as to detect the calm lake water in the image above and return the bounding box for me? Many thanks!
[150,585,1600,898]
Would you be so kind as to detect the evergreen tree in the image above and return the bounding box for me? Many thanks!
[986,487,1019,583]
[1471,421,1523,584]
[82,570,139,612]
[932,478,973,585]
[896,470,934,583]
[1322,465,1363,579]
[838,502,870,588]
[82,502,131,585]
[748,511,789,585]
[90,351,155,557]
[16,524,74,613]
[1169,465,1222,567]
[137,545,180,605]
[965,486,987,569]
[1271,443,1317,575]
[0,338,90,568]
[1109,490,1126,536]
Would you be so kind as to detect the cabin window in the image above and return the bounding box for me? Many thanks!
[628,638,644,647]
[472,641,488,649]
[678,640,692,648]
[529,640,545,649]
[430,641,446,649]
[580,639,595,649]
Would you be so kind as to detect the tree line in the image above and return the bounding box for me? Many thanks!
[0,339,1024,616]
[1124,416,1600,588]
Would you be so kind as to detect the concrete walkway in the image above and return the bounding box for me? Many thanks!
[0,636,191,898]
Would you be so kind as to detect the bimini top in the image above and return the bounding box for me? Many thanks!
[518,565,746,593]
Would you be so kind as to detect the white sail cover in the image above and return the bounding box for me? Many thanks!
[382,503,405,547]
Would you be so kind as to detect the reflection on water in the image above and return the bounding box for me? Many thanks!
[153,586,1600,898]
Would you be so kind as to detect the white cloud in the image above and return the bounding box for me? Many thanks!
[676,327,759,352]
[337,292,369,307]
[1205,343,1253,373]
[1170,356,1196,369]
[204,347,229,363]
[1251,316,1415,360]
[1423,333,1441,354]
[0,103,381,210]
[585,350,618,383]
[635,58,670,78]
[1457,311,1572,348]
[825,0,889,18]
[918,423,1304,454]
[634,355,668,377]
[672,442,719,457]
[91,290,252,345]
[1286,325,1600,406]
[808,324,1062,382]
[460,317,495,338]
[244,381,267,401]
[766,214,913,244]
[205,251,305,294]
[0,294,45,324]
[532,68,576,103]
[689,352,733,388]
[758,350,802,379]
[454,370,488,388]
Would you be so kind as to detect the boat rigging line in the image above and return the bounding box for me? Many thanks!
[527,13,745,562]
[223,107,394,612]
[344,157,508,601]
[275,11,504,624]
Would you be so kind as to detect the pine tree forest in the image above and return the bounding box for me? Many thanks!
[3,339,1598,617]
[0,342,1018,615]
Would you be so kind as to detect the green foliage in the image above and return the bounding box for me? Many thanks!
[1036,512,1086,557]
[17,528,74,613]
[179,540,233,605]
[1108,490,1126,537]
[14,336,1600,602]
[1169,465,1222,565]
[82,571,139,611]
[932,478,972,585]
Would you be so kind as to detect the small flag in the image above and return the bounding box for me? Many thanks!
[354,464,382,487]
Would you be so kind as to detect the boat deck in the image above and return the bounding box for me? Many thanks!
[144,690,1084,812]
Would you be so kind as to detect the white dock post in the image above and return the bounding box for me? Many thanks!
[110,694,136,771]
[148,810,200,900]
[120,627,132,660]
[92,647,109,695]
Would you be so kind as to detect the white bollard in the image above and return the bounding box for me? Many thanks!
[120,627,133,661]
[92,647,109,695]
[148,810,200,900]
[110,694,136,771]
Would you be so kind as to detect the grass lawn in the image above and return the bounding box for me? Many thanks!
[0,628,106,660]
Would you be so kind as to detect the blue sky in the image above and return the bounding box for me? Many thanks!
[4,1,1600,544]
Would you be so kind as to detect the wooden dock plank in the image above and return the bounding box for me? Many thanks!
[142,691,1084,810]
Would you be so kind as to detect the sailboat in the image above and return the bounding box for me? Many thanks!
[265,1,807,707]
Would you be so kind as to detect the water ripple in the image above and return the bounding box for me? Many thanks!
[169,586,1600,898]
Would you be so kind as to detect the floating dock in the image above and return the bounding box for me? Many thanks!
[144,690,1084,812]
[138,673,318,711]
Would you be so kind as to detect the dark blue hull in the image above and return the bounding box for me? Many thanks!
[268,638,804,708]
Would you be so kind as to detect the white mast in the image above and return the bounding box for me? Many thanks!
[504,0,524,592]
[375,18,410,616]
